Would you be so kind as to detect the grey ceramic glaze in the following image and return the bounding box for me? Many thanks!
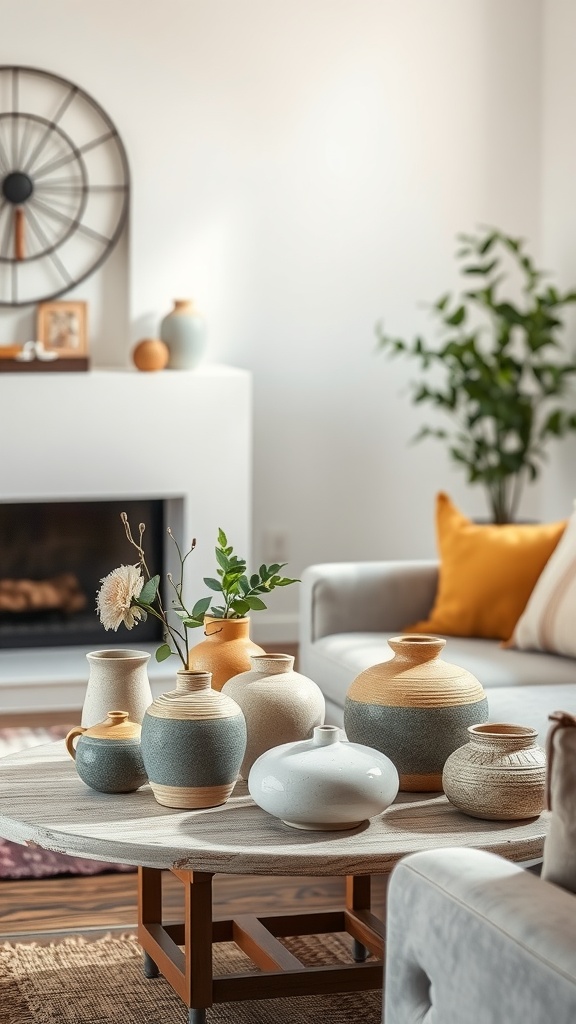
[344,696,490,776]
[141,713,247,788]
[74,735,148,794]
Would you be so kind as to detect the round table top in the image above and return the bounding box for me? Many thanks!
[0,742,549,876]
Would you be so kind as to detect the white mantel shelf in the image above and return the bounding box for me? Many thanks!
[0,364,252,714]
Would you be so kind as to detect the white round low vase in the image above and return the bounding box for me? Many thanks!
[248,724,399,831]
[442,723,547,821]
[222,653,325,779]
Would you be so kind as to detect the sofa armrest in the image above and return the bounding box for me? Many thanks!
[299,560,439,645]
[385,847,576,1024]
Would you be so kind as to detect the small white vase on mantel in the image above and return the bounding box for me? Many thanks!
[222,653,325,779]
[81,649,153,727]
[160,298,207,370]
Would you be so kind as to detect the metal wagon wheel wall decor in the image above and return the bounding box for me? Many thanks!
[0,65,129,307]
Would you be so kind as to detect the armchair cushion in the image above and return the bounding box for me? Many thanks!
[385,847,576,1024]
[408,492,565,640]
[543,711,576,894]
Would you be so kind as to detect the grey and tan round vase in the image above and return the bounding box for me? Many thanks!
[65,711,148,793]
[187,616,265,692]
[140,669,247,809]
[160,298,207,370]
[442,723,546,820]
[344,635,489,792]
[222,653,326,779]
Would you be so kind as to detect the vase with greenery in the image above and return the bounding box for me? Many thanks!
[186,528,299,689]
[376,226,576,523]
[96,518,298,680]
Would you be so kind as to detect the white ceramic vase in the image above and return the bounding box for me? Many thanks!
[222,653,325,779]
[160,299,207,370]
[81,649,153,727]
[442,723,547,820]
[248,724,399,830]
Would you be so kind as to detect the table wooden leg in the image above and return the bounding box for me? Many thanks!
[138,867,384,1021]
[138,866,215,1019]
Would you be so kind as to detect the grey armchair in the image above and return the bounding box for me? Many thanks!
[384,847,576,1023]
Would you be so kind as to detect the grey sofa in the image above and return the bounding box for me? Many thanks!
[384,846,576,1023]
[299,560,576,743]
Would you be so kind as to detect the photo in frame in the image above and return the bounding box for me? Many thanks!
[37,301,88,358]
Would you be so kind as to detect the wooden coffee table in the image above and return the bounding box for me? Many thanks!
[0,742,549,1023]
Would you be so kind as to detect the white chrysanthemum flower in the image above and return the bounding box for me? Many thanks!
[96,564,145,630]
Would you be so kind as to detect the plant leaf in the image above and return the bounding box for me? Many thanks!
[155,643,173,662]
[204,577,223,592]
[139,575,160,605]
[191,597,212,618]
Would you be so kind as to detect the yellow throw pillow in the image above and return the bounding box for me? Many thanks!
[408,492,566,640]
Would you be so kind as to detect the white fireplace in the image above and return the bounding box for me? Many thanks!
[0,365,252,714]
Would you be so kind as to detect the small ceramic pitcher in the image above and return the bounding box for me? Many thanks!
[66,710,148,793]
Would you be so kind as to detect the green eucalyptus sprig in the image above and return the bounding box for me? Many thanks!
[189,527,299,621]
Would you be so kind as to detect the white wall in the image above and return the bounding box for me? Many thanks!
[3,0,570,642]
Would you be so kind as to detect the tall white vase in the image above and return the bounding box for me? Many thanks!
[81,649,153,727]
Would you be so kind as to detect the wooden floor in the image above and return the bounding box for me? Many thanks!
[0,869,388,943]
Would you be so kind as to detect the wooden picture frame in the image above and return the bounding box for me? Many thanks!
[37,301,88,358]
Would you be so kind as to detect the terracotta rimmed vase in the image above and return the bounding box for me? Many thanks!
[344,634,489,792]
[82,649,153,727]
[186,616,265,692]
[443,723,546,820]
[222,653,326,779]
[140,669,247,809]
[66,710,147,793]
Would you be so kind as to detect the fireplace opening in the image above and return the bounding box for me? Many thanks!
[0,498,165,650]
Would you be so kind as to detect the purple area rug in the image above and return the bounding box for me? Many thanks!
[0,725,136,880]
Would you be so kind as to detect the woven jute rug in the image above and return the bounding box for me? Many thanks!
[1,931,382,1023]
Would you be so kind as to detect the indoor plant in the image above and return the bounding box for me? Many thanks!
[376,226,576,523]
[96,516,298,666]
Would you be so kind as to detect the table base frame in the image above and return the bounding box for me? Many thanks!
[137,867,385,1023]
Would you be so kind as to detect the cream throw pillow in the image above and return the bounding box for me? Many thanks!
[508,500,576,656]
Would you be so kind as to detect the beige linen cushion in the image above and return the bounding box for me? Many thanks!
[508,500,576,656]
[542,712,576,893]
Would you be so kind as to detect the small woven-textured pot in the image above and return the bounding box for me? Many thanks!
[222,653,325,779]
[141,669,246,809]
[344,635,489,792]
[187,616,265,691]
[66,711,147,793]
[443,723,546,820]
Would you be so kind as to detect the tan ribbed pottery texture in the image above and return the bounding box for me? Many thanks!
[222,653,326,779]
[65,711,147,793]
[442,723,547,820]
[81,649,153,727]
[186,616,265,692]
[140,669,247,809]
[344,635,489,792]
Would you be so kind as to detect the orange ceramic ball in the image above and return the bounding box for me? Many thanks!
[132,338,169,372]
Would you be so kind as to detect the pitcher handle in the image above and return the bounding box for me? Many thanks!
[65,726,86,760]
